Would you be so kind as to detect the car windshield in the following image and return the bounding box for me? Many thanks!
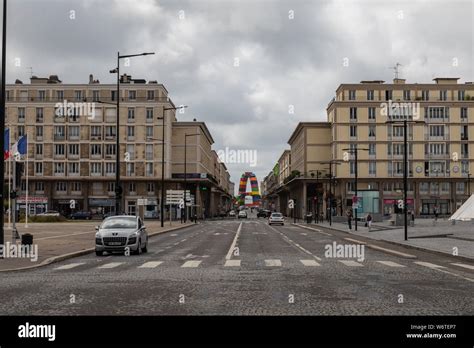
[100,217,137,229]
[271,213,283,217]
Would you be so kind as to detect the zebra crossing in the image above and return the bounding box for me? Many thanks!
[49,258,473,272]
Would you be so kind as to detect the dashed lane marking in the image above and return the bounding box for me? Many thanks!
[138,261,163,268]
[264,259,282,267]
[224,260,241,267]
[300,259,320,267]
[54,263,85,270]
[338,260,363,267]
[98,262,124,269]
[181,260,202,268]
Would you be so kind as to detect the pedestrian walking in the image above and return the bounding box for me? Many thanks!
[366,213,373,232]
[410,210,415,227]
[347,209,353,230]
[433,206,439,225]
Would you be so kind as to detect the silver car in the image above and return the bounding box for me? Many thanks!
[95,215,148,256]
[268,212,285,226]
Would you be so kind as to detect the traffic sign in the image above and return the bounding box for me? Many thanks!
[288,199,295,209]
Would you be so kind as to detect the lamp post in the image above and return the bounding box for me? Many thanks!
[342,147,368,231]
[103,51,154,215]
[158,105,187,227]
[184,133,199,222]
[467,172,471,196]
[316,161,342,226]
[0,0,7,247]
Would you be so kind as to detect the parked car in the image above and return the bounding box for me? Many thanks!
[229,210,236,217]
[238,210,248,219]
[95,215,148,256]
[268,212,285,226]
[257,209,271,218]
[37,210,61,217]
[69,211,92,220]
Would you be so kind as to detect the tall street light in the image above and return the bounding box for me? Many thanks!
[108,51,154,215]
[158,105,187,227]
[316,160,342,226]
[184,132,199,222]
[342,146,368,231]
[0,0,7,247]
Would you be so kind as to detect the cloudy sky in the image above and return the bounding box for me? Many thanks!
[6,0,474,195]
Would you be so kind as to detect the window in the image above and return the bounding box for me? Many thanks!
[429,125,445,137]
[75,90,82,101]
[458,90,465,101]
[35,144,43,155]
[35,182,44,192]
[37,90,46,101]
[126,144,135,160]
[105,163,115,175]
[35,162,43,175]
[369,143,376,155]
[440,182,450,193]
[91,126,102,138]
[56,90,64,100]
[17,126,25,137]
[35,108,43,123]
[422,90,429,101]
[456,182,466,194]
[126,163,135,176]
[461,143,469,158]
[127,108,135,122]
[146,108,154,122]
[107,182,115,193]
[54,126,66,140]
[349,107,357,120]
[146,144,153,160]
[36,126,43,140]
[350,161,355,175]
[105,126,116,138]
[383,182,392,192]
[111,90,117,101]
[147,183,155,193]
[71,182,82,192]
[385,90,392,101]
[18,108,25,123]
[350,125,357,137]
[146,163,154,176]
[54,163,65,175]
[347,182,355,192]
[461,107,468,119]
[403,90,411,101]
[427,143,446,155]
[128,90,136,100]
[368,107,376,120]
[368,125,376,137]
[419,182,429,193]
[439,90,447,101]
[56,182,67,192]
[461,125,468,140]
[105,144,116,156]
[429,161,445,175]
[348,90,356,100]
[68,162,80,175]
[92,182,103,195]
[129,182,136,193]
[461,160,469,174]
[147,90,155,101]
[91,162,102,175]
[127,126,135,139]
[92,90,100,102]
[146,126,153,138]
[369,162,376,175]
[90,144,102,156]
[68,144,80,156]
[393,125,404,137]
[367,90,374,101]
[54,144,65,156]
[68,126,80,139]
[427,107,449,119]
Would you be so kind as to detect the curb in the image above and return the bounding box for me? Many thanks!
[0,223,196,273]
[307,223,474,263]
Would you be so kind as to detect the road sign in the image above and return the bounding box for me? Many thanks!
[166,190,191,205]
[288,199,295,209]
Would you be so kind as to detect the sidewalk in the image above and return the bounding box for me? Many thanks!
[0,220,194,272]
[307,218,474,261]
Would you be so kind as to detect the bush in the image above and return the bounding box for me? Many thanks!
[19,215,67,223]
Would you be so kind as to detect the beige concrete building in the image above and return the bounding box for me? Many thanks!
[5,74,233,218]
[263,77,474,219]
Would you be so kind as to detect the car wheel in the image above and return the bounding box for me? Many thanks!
[95,250,103,256]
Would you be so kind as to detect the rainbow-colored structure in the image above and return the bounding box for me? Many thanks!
[238,172,261,206]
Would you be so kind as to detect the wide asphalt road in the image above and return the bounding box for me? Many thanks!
[0,217,473,315]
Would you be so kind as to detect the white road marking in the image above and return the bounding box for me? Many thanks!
[224,260,241,267]
[181,260,202,268]
[300,233,307,236]
[300,259,320,267]
[181,239,187,242]
[451,263,474,270]
[367,244,416,259]
[414,261,445,269]
[344,238,367,245]
[138,261,163,268]
[170,234,178,236]
[225,222,242,260]
[98,262,123,269]
[264,259,282,267]
[339,260,363,267]
[54,262,85,270]
[376,261,405,268]
[267,224,322,261]
[294,224,331,236]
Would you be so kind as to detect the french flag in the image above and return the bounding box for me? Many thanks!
[4,128,10,160]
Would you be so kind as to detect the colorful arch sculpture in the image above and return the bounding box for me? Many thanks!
[238,172,261,206]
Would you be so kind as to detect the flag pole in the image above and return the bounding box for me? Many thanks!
[7,131,11,229]
[25,141,28,228]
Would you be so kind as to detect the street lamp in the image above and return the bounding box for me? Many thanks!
[0,0,7,247]
[467,171,471,196]
[105,51,155,215]
[157,105,187,227]
[184,132,199,222]
[342,146,368,231]
[316,161,342,226]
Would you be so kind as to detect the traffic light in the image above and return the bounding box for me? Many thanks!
[15,162,24,187]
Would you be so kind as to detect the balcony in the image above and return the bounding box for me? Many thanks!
[90,135,102,141]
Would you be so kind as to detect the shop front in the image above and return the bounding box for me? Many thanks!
[17,196,48,216]
[421,199,449,215]
[383,198,414,215]
[88,198,115,216]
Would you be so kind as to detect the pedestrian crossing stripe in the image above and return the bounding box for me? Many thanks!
[264,259,282,267]
[414,261,445,269]
[98,262,124,269]
[300,260,320,267]
[450,263,474,270]
[138,261,163,268]
[338,260,363,267]
[224,260,241,267]
[54,262,85,270]
[181,260,202,268]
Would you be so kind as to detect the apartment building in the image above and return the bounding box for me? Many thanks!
[5,74,233,218]
[263,77,474,218]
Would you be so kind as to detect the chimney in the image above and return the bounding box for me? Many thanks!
[89,74,94,84]
[393,78,406,84]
